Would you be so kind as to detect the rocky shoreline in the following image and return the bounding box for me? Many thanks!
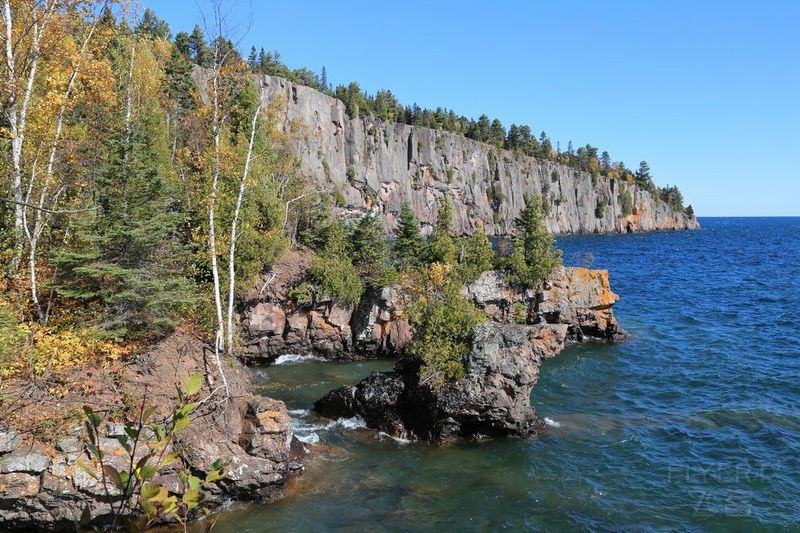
[0,333,304,530]
[313,267,627,442]
[1,261,625,529]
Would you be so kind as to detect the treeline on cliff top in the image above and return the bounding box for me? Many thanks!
[0,4,561,398]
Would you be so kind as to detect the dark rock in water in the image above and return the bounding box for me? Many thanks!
[314,267,628,442]
[315,322,570,442]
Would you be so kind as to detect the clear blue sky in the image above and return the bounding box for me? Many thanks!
[143,0,799,216]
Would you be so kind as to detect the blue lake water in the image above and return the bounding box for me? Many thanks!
[215,217,800,531]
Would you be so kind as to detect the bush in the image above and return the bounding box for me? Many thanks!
[394,202,427,268]
[405,263,483,387]
[306,220,364,304]
[505,196,562,289]
[350,212,397,289]
[429,195,458,264]
[595,198,605,218]
[618,184,633,216]
[456,228,494,284]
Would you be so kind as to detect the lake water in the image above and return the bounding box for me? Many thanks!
[214,218,800,531]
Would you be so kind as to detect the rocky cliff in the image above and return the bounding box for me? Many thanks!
[313,267,626,442]
[260,75,698,236]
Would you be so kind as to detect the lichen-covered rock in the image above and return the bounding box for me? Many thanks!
[258,74,698,237]
[0,429,21,454]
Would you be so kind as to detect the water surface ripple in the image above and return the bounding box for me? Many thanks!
[215,217,800,531]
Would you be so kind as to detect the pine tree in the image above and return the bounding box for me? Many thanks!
[165,44,196,113]
[247,46,258,71]
[430,194,458,264]
[457,228,494,283]
[174,31,191,58]
[320,66,329,92]
[505,196,561,288]
[394,202,427,268]
[350,212,396,288]
[188,25,210,67]
[136,8,170,40]
[635,160,652,186]
[55,112,195,340]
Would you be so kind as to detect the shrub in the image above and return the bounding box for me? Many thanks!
[456,228,494,284]
[512,302,529,324]
[350,212,397,289]
[405,263,483,387]
[618,184,633,216]
[429,195,458,264]
[505,196,562,289]
[595,198,606,218]
[394,202,428,268]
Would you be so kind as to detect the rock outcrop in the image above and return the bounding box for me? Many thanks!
[240,249,411,363]
[0,333,304,531]
[259,74,698,236]
[313,267,625,442]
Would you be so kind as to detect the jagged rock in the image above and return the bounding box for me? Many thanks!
[258,74,698,236]
[0,332,304,531]
[315,323,569,442]
[0,429,21,454]
[315,266,626,442]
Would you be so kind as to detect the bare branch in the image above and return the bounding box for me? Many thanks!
[0,197,98,214]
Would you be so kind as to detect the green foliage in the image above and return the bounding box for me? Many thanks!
[288,282,313,305]
[307,221,364,304]
[512,302,529,324]
[456,228,494,284]
[659,185,685,211]
[54,110,196,341]
[350,212,397,289]
[595,198,606,219]
[78,374,226,530]
[406,264,483,387]
[505,196,562,289]
[393,202,427,268]
[685,204,695,218]
[429,195,458,264]
[618,183,634,216]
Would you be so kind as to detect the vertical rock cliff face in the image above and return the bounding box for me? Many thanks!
[260,75,698,236]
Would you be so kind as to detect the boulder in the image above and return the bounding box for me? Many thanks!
[245,302,286,337]
[0,429,21,454]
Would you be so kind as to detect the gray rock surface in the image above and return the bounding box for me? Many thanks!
[258,74,698,236]
[0,429,21,454]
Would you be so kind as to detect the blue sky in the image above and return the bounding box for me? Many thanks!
[143,0,799,216]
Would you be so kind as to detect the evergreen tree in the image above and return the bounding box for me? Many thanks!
[136,8,170,40]
[174,31,191,58]
[188,25,210,66]
[320,66,329,92]
[430,194,458,264]
[307,220,364,304]
[635,160,652,185]
[247,46,258,71]
[457,228,494,283]
[165,44,196,113]
[505,196,562,288]
[394,202,427,268]
[350,212,396,288]
[54,113,195,340]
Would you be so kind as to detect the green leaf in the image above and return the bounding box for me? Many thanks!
[187,475,201,492]
[183,373,203,396]
[140,499,157,517]
[140,482,161,500]
[86,444,103,461]
[173,415,190,433]
[102,465,123,489]
[117,435,131,453]
[139,464,157,480]
[123,426,139,441]
[205,469,225,483]
[142,405,157,424]
[83,406,101,427]
[75,461,99,480]
[79,505,92,525]
[182,488,201,504]
[161,451,179,467]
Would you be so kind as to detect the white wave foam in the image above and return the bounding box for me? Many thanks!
[273,353,325,365]
[287,408,310,416]
[544,417,561,428]
[329,416,367,430]
[377,431,412,445]
[296,433,320,444]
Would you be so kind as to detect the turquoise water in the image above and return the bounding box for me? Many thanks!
[215,218,800,531]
